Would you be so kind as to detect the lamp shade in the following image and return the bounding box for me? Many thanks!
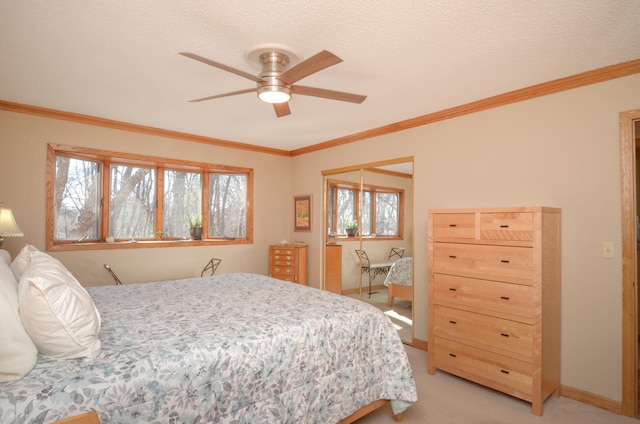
[0,204,23,238]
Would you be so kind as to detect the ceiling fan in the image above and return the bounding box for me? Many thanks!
[179,46,367,118]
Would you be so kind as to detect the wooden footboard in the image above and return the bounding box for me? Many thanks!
[338,399,404,423]
[388,283,414,306]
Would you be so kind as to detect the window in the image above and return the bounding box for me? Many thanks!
[47,144,253,250]
[209,173,247,238]
[110,164,156,239]
[54,155,101,241]
[327,179,403,238]
[164,170,202,239]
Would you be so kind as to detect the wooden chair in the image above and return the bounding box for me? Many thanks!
[52,410,101,424]
[201,258,222,276]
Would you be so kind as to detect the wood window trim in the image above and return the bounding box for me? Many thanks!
[46,144,254,251]
[326,178,405,241]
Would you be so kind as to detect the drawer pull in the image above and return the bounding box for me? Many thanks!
[448,288,457,292]
[500,296,510,300]
[449,353,457,358]
[500,332,510,338]
[500,259,510,263]
[500,225,509,228]
[274,267,280,272]
[500,369,510,375]
[449,255,457,259]
[449,224,457,227]
[449,320,457,325]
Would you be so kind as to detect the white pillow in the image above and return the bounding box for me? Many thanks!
[0,259,38,381]
[0,249,10,266]
[11,244,38,281]
[18,248,102,359]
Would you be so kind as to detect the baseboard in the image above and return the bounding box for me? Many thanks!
[559,384,622,415]
[340,284,386,296]
[411,338,427,351]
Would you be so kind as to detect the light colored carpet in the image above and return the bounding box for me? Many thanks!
[355,345,639,423]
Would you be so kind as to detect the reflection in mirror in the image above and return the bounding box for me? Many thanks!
[322,159,414,344]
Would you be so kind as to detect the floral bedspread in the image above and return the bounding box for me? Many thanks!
[384,257,413,287]
[0,273,417,423]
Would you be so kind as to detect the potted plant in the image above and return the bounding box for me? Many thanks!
[187,216,203,240]
[345,219,358,237]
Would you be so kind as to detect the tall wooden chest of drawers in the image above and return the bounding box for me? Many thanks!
[269,244,308,285]
[427,207,560,416]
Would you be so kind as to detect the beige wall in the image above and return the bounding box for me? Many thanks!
[0,110,293,285]
[2,73,639,404]
[292,73,640,403]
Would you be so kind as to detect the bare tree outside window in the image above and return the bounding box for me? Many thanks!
[375,192,399,235]
[54,156,100,241]
[209,174,246,238]
[164,170,202,238]
[336,187,356,234]
[110,164,156,239]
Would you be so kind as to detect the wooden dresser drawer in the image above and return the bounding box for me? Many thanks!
[271,247,295,256]
[270,265,294,276]
[433,305,533,359]
[271,256,294,266]
[480,212,533,241]
[433,273,534,320]
[432,213,475,239]
[434,336,533,399]
[433,243,533,283]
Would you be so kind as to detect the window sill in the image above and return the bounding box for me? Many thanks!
[48,238,250,252]
[328,235,403,241]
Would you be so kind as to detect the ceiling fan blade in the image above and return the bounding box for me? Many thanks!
[273,102,291,118]
[189,88,256,102]
[278,50,342,85]
[291,85,367,103]
[180,52,265,83]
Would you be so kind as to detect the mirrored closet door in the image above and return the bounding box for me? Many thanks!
[322,158,414,344]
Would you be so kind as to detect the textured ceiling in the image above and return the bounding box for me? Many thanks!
[2,1,639,152]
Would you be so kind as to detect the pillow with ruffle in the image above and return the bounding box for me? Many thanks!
[0,256,38,381]
[18,247,101,359]
[11,244,38,281]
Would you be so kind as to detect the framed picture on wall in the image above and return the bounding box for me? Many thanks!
[294,195,312,232]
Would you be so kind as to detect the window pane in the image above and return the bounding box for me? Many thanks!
[110,164,156,239]
[163,170,202,238]
[361,191,372,236]
[328,185,336,235]
[375,192,399,235]
[209,173,247,238]
[54,156,100,241]
[336,188,356,234]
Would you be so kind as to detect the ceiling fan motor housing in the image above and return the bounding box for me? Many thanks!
[257,52,291,103]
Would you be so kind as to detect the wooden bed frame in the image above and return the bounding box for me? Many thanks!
[388,282,414,307]
[53,400,404,423]
[339,400,404,423]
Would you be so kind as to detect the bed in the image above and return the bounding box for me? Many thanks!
[0,265,417,423]
[384,257,413,307]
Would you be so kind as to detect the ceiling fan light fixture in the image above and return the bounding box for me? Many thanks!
[257,86,291,104]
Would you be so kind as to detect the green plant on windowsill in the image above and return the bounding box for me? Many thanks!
[345,220,358,237]
[186,216,203,240]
